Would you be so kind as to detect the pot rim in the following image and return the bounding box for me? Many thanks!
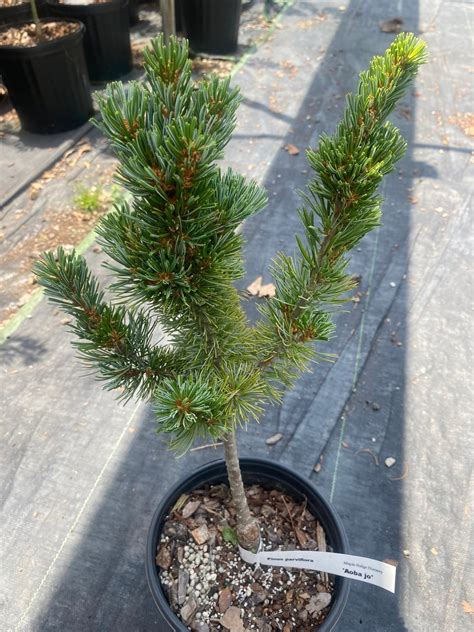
[146,457,350,632]
[0,18,85,51]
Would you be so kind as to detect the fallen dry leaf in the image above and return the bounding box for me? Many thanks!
[379,17,404,33]
[68,142,92,167]
[258,282,276,298]
[448,113,474,137]
[266,433,283,446]
[220,605,245,632]
[29,182,44,200]
[64,146,77,159]
[246,275,262,296]
[285,143,300,155]
[297,13,326,29]
[383,559,398,567]
[462,601,474,614]
[246,276,276,298]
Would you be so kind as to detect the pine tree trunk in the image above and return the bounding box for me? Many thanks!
[160,0,176,43]
[222,431,260,552]
[30,0,44,40]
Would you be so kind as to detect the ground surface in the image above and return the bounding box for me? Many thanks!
[1,1,473,631]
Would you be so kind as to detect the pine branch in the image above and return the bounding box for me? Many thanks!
[154,362,267,454]
[253,33,427,388]
[34,248,178,401]
[95,37,267,356]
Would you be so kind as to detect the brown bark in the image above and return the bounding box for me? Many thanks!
[222,431,260,552]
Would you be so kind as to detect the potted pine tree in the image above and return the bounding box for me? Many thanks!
[0,0,92,133]
[35,34,426,630]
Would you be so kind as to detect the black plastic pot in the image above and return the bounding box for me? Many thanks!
[180,0,242,55]
[47,0,132,82]
[146,458,350,631]
[128,0,138,25]
[0,0,48,26]
[174,0,181,32]
[0,19,93,133]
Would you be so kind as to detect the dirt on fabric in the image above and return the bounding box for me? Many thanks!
[0,143,118,327]
[156,484,336,631]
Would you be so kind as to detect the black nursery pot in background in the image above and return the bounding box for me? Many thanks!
[0,19,93,134]
[128,0,139,25]
[0,0,48,26]
[174,0,182,32]
[146,458,350,631]
[47,0,132,81]
[181,0,242,55]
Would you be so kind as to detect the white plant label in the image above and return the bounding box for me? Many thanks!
[239,546,396,593]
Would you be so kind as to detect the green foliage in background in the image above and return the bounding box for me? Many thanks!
[74,184,104,213]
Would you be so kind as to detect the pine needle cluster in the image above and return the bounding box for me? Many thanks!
[35,34,426,453]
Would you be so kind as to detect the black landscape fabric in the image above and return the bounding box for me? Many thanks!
[1,1,472,631]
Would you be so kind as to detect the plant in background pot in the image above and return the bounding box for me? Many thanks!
[35,34,426,630]
[0,0,92,133]
[46,0,132,81]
